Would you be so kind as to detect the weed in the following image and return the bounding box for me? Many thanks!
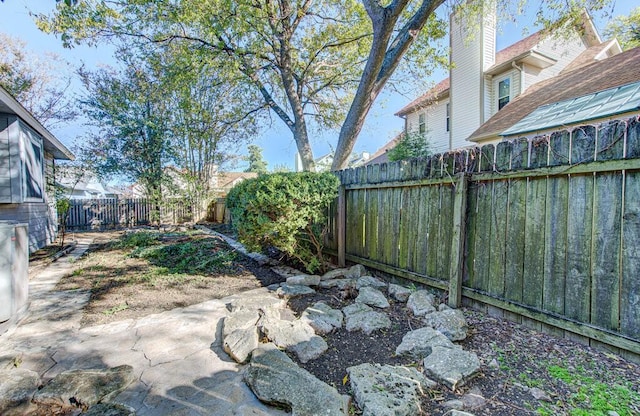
[102,303,128,315]
[547,364,640,416]
[117,231,160,249]
[133,238,237,275]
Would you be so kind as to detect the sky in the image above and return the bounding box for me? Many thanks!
[0,0,637,174]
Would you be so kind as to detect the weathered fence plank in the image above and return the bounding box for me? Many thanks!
[565,174,594,323]
[591,172,623,331]
[331,117,640,358]
[622,171,640,339]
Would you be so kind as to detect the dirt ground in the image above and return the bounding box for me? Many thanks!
[43,229,282,327]
[34,227,640,415]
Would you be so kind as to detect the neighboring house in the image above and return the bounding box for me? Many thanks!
[213,172,258,196]
[295,151,371,171]
[0,86,74,252]
[469,46,640,144]
[365,134,402,166]
[56,167,124,199]
[393,7,622,154]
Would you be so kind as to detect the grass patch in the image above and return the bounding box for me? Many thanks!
[546,364,639,416]
[130,238,237,275]
[117,231,160,249]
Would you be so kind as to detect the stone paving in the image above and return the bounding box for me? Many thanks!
[0,233,482,416]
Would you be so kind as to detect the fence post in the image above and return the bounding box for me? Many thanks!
[337,185,346,267]
[448,173,468,308]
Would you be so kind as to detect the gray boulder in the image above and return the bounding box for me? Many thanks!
[286,275,321,287]
[343,303,391,335]
[395,327,455,358]
[345,264,367,279]
[301,302,343,335]
[33,365,136,410]
[0,368,40,415]
[245,344,349,415]
[423,309,469,341]
[347,363,435,416]
[356,276,387,289]
[321,268,348,281]
[222,309,261,363]
[276,284,316,298]
[407,290,436,316]
[260,311,327,363]
[320,278,356,290]
[355,287,390,309]
[388,284,411,302]
[422,346,481,390]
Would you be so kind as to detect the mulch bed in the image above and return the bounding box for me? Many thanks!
[285,278,640,415]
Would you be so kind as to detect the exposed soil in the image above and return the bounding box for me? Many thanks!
[48,229,283,327]
[287,285,640,416]
[41,227,640,415]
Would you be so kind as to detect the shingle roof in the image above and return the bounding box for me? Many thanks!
[468,46,640,142]
[365,134,403,165]
[395,31,544,117]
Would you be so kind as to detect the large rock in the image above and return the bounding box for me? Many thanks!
[33,365,136,410]
[388,284,411,302]
[422,346,481,390]
[286,275,321,287]
[260,309,328,363]
[347,363,435,416]
[222,309,261,363]
[395,327,455,358]
[343,303,391,335]
[0,368,40,415]
[345,264,367,279]
[355,287,390,309]
[320,279,356,290]
[356,276,387,289]
[407,290,436,316]
[245,344,349,415]
[301,302,343,335]
[423,309,469,341]
[276,284,316,298]
[321,268,348,281]
[227,290,286,312]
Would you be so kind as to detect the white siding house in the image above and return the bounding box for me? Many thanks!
[393,8,621,154]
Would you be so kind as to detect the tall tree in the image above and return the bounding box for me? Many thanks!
[78,52,170,219]
[155,42,261,201]
[244,145,269,175]
[0,32,77,129]
[604,7,640,50]
[36,0,446,171]
[37,0,612,171]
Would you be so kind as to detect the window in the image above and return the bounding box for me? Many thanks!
[446,103,450,132]
[23,128,44,201]
[498,78,510,110]
[418,113,426,135]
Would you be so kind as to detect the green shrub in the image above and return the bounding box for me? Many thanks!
[117,231,160,249]
[226,172,339,273]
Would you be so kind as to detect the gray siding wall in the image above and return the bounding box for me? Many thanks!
[0,200,56,252]
[0,114,58,252]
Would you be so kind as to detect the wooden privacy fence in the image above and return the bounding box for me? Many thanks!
[62,198,204,230]
[327,117,640,360]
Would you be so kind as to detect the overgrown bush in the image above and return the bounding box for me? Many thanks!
[226,172,339,274]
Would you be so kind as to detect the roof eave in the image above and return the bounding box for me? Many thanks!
[485,50,557,76]
[0,87,75,161]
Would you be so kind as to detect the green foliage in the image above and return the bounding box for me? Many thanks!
[0,32,77,129]
[547,364,640,416]
[132,238,237,275]
[387,132,432,162]
[244,145,268,175]
[604,7,640,50]
[117,231,160,249]
[226,172,339,273]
